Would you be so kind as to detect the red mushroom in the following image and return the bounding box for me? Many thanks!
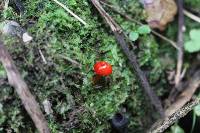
[93,61,112,88]
[94,61,112,76]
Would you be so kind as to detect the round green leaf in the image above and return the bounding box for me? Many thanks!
[190,29,200,41]
[184,29,200,53]
[138,25,151,34]
[184,40,200,53]
[129,31,139,41]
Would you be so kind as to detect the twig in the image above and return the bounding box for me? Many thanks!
[184,9,200,23]
[56,54,82,68]
[151,31,178,50]
[51,0,87,25]
[185,8,200,18]
[175,0,184,87]
[91,0,164,117]
[0,41,50,133]
[42,99,53,115]
[39,49,47,64]
[99,0,179,50]
[148,98,200,133]
[165,70,200,116]
[180,66,187,79]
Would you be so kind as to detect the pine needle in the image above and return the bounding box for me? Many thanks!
[51,0,87,25]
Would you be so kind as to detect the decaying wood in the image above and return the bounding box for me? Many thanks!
[91,0,164,117]
[148,98,200,133]
[165,70,200,116]
[0,41,50,133]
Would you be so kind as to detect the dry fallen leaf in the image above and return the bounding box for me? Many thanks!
[143,0,177,30]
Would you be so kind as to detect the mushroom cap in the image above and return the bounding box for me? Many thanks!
[94,61,112,76]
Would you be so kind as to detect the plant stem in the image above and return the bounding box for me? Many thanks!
[175,0,184,87]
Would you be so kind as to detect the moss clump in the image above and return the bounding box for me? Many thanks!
[0,0,167,132]
[185,0,200,11]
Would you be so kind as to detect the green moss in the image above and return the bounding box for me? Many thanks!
[185,0,200,11]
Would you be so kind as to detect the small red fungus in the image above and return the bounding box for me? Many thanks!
[94,61,112,76]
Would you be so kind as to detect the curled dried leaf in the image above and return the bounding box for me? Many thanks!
[143,0,177,30]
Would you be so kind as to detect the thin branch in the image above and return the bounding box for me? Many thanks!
[51,0,87,25]
[180,66,187,79]
[148,98,200,133]
[39,49,47,64]
[184,9,200,23]
[91,0,164,117]
[99,0,178,50]
[56,54,82,68]
[0,41,50,133]
[175,0,184,87]
[151,30,178,50]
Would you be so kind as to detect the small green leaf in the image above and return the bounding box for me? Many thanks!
[194,104,200,116]
[184,40,200,53]
[190,29,200,41]
[171,125,185,133]
[129,31,139,41]
[184,29,200,53]
[138,25,151,34]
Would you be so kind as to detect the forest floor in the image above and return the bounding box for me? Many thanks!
[0,0,200,133]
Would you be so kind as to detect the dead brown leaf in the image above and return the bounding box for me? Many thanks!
[144,0,177,30]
